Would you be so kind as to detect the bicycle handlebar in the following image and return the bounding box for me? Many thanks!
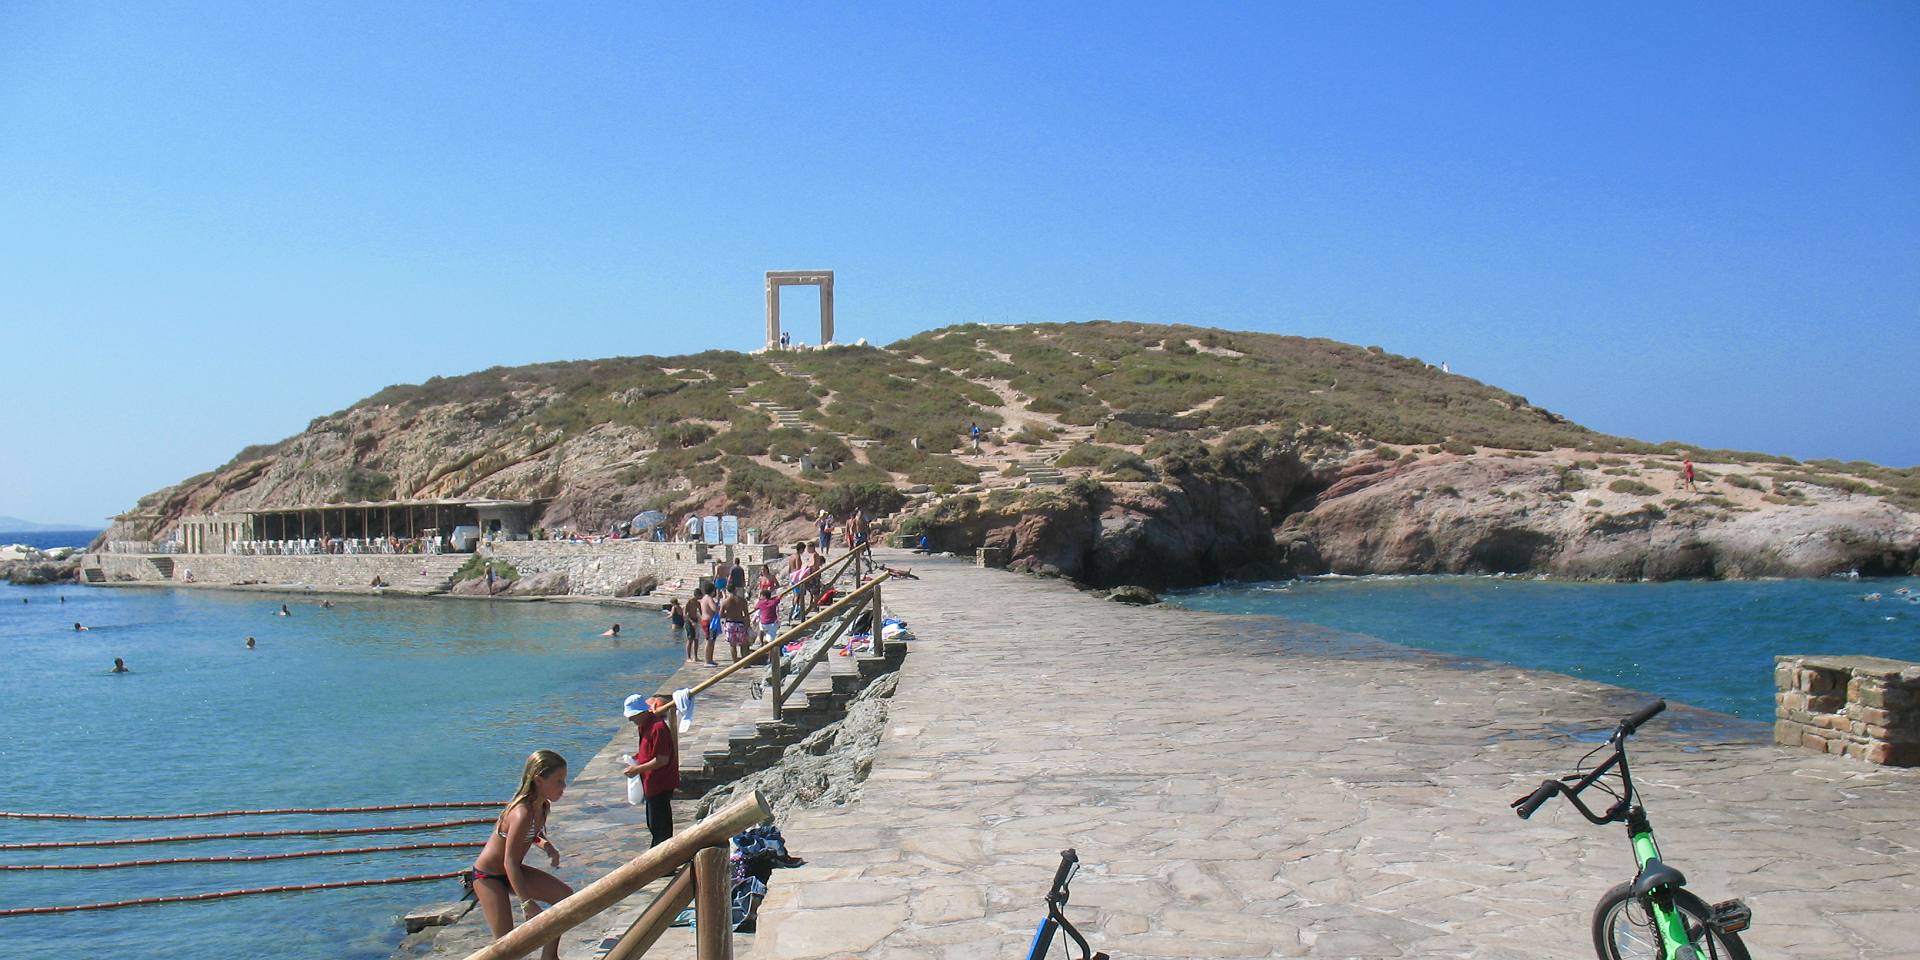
[1511,701,1664,822]
[1048,849,1079,905]
[1618,700,1666,738]
[1513,781,1558,819]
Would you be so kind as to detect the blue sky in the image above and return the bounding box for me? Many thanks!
[2,2,1915,525]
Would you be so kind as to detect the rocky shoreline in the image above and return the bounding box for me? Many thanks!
[920,445,1920,590]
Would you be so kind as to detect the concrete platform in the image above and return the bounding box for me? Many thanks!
[744,549,1920,959]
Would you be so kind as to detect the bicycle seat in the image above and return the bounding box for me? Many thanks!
[1631,858,1687,897]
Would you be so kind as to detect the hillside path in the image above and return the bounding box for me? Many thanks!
[744,549,1920,959]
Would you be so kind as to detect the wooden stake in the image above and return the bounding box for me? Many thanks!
[693,845,733,960]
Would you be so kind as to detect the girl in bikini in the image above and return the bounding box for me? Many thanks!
[470,750,574,960]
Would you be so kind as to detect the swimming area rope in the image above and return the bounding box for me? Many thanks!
[0,801,496,821]
[0,840,483,871]
[0,817,493,850]
[0,870,467,916]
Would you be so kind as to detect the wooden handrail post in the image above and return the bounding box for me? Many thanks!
[693,845,733,960]
[458,791,769,960]
[601,866,696,960]
[767,629,785,722]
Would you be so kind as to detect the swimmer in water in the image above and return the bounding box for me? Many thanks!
[111,658,128,673]
[278,604,291,616]
[1863,593,1883,602]
[601,624,621,638]
[246,636,256,650]
[74,622,88,631]
[321,600,334,609]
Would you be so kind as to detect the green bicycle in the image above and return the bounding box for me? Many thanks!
[1512,700,1754,960]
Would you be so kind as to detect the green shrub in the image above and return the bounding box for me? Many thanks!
[1586,498,1604,508]
[1056,443,1125,468]
[1375,446,1399,460]
[658,422,716,448]
[1439,440,1477,456]
[816,482,906,518]
[334,467,395,502]
[1608,478,1659,496]
[722,458,815,507]
[1434,485,1460,497]
[1558,468,1587,492]
[1008,422,1057,445]
[453,555,520,583]
[1093,420,1147,445]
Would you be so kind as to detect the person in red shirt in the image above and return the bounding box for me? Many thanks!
[621,694,679,847]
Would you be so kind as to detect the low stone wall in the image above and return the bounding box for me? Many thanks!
[489,540,782,597]
[85,553,451,591]
[1775,654,1920,766]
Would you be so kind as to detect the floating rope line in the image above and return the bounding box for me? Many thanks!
[0,801,497,822]
[0,817,493,851]
[0,870,466,917]
[0,840,484,871]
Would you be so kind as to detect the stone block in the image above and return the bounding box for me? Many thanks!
[1802,732,1829,752]
[1774,721,1803,747]
[1865,741,1920,766]
[403,900,473,933]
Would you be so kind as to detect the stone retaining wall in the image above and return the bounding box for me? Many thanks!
[490,540,782,597]
[86,553,447,590]
[1776,654,1920,766]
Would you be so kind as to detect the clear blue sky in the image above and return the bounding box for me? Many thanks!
[3,2,1916,526]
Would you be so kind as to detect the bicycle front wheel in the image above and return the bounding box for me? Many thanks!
[1591,882,1751,960]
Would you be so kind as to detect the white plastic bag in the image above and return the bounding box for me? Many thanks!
[619,754,644,805]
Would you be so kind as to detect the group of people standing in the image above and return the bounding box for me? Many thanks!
[661,508,873,667]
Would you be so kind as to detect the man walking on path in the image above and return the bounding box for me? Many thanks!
[622,694,679,848]
[970,421,982,452]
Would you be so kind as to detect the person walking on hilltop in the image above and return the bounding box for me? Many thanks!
[1682,457,1697,493]
[622,695,679,848]
[469,750,573,960]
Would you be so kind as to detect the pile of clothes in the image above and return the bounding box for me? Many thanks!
[671,823,805,933]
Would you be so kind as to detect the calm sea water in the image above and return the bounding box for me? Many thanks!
[1172,575,1920,723]
[0,582,678,960]
[0,529,103,551]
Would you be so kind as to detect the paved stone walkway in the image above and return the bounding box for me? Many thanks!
[745,549,1920,959]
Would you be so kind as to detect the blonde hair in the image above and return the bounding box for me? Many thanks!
[496,749,566,832]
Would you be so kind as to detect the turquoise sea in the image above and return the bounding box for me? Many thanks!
[1173,574,1920,723]
[0,582,678,960]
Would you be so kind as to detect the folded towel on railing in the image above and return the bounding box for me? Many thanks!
[672,687,694,732]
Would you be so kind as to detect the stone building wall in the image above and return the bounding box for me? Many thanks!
[1776,654,1920,766]
[490,540,782,596]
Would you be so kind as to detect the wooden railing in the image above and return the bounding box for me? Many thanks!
[461,791,770,960]
[686,541,890,724]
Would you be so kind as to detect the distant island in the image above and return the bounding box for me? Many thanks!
[97,321,1920,588]
[0,515,95,533]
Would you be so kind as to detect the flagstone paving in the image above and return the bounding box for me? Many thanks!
[745,549,1920,959]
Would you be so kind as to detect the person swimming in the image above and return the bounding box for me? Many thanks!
[246,636,256,650]
[73,622,88,631]
[601,624,621,638]
[277,604,291,616]
[111,658,128,673]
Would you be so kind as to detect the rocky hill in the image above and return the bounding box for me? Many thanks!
[105,322,1920,587]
